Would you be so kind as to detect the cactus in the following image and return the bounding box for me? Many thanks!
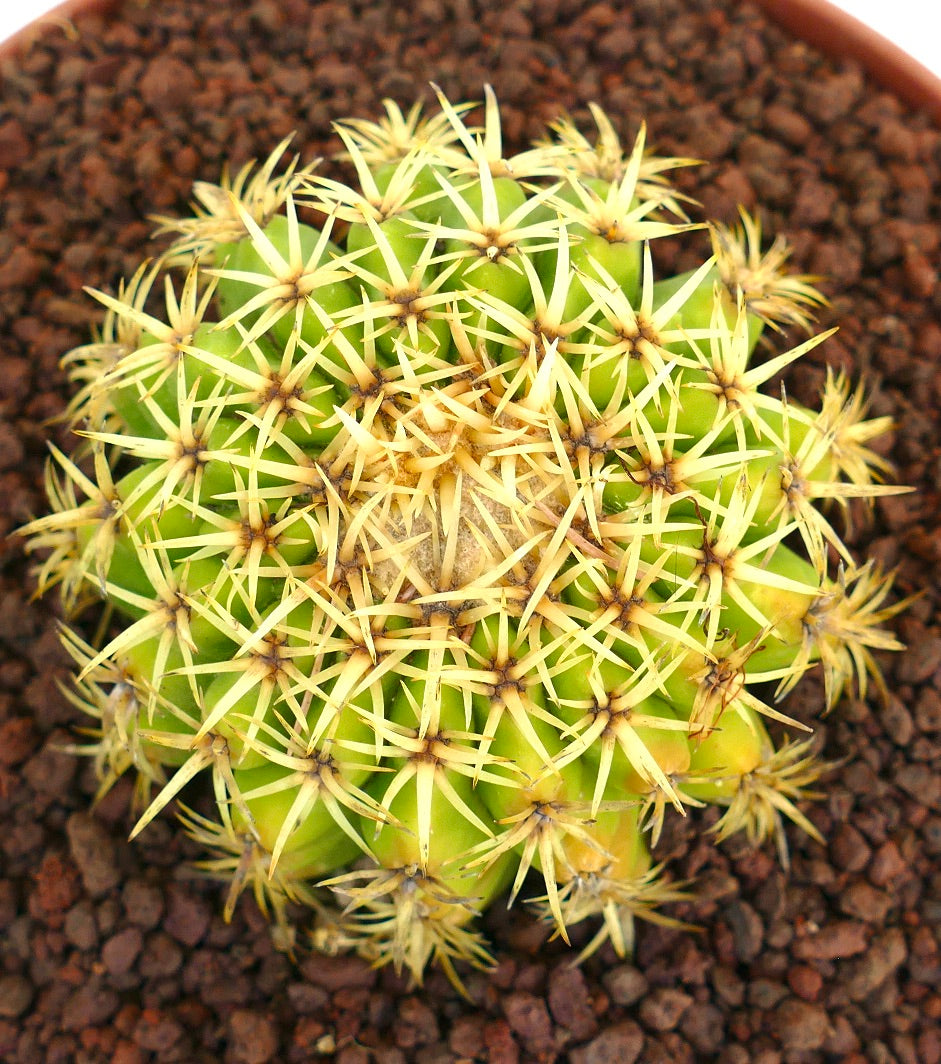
[23,86,911,987]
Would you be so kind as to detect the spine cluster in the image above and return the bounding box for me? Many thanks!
[24,87,909,985]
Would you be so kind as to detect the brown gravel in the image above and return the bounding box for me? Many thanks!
[1,0,940,1061]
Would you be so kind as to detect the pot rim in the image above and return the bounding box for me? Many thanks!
[755,0,941,124]
[0,0,108,55]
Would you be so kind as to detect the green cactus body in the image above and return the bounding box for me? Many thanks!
[23,86,911,987]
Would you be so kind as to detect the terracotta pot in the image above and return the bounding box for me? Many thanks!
[757,0,941,123]
[1,3,939,1063]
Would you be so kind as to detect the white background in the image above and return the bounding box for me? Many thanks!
[1,1,940,79]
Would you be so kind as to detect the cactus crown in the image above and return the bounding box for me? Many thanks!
[23,86,910,989]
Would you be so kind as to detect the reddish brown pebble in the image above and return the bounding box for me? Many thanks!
[65,813,121,899]
[569,1020,645,1064]
[787,964,824,1001]
[839,881,894,923]
[102,927,144,976]
[601,965,648,1006]
[449,1014,488,1057]
[771,998,832,1051]
[484,1018,520,1064]
[60,980,121,1032]
[137,55,201,111]
[133,1008,186,1055]
[226,1008,280,1064]
[298,953,378,991]
[639,988,693,1032]
[163,884,212,948]
[548,963,598,1041]
[845,928,908,1001]
[792,920,869,961]
[869,840,910,887]
[0,974,33,1019]
[502,991,554,1053]
[393,996,440,1049]
[830,823,872,872]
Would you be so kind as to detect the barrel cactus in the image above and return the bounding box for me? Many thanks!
[23,86,910,986]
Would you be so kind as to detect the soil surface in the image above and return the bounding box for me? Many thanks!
[1,1,939,1062]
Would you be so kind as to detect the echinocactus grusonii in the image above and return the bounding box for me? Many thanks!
[22,86,911,989]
